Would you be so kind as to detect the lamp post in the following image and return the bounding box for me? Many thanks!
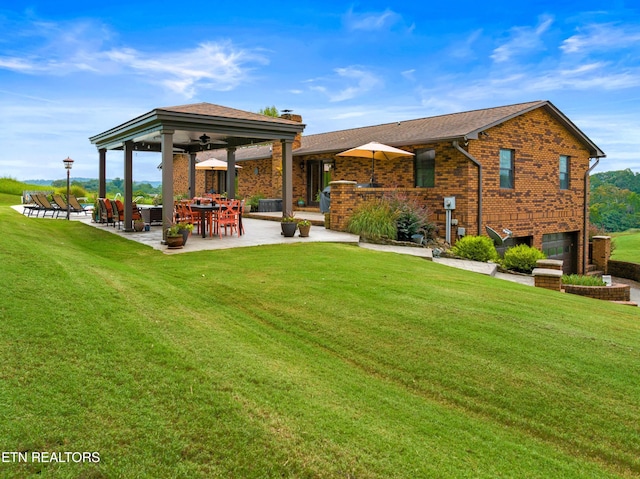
[63,157,74,220]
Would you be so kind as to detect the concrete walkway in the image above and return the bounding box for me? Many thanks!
[359,242,534,286]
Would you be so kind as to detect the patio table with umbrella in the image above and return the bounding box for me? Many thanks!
[337,141,414,186]
[195,158,243,171]
[196,158,242,196]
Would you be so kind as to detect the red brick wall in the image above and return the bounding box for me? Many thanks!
[563,283,630,302]
[233,154,308,200]
[323,108,591,273]
[471,108,590,266]
[237,158,274,198]
[172,154,207,198]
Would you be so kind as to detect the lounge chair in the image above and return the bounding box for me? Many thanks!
[33,193,61,218]
[22,193,40,217]
[52,194,72,218]
[67,195,90,215]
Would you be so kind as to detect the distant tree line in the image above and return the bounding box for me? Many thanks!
[51,177,162,197]
[590,169,640,232]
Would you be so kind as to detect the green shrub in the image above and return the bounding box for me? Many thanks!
[502,244,546,273]
[347,199,398,240]
[396,208,423,241]
[451,235,499,262]
[562,274,606,286]
[385,191,434,242]
[247,193,265,210]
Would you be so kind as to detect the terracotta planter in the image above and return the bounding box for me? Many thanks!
[166,235,184,248]
[133,221,145,232]
[298,224,311,237]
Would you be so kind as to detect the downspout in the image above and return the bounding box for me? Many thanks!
[452,140,482,236]
[583,157,600,273]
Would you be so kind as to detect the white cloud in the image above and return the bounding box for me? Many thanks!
[491,15,553,63]
[0,17,268,98]
[309,66,382,102]
[401,69,416,81]
[104,42,268,98]
[450,29,483,59]
[562,23,640,54]
[343,8,401,31]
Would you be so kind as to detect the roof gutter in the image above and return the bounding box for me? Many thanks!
[452,140,482,236]
[583,157,600,273]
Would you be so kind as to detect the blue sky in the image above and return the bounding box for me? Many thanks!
[1,0,639,181]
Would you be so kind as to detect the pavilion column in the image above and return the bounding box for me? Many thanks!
[123,141,134,231]
[160,129,175,241]
[281,139,293,216]
[188,153,197,198]
[226,147,237,199]
[98,148,107,198]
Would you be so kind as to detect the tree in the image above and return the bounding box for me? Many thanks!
[258,106,279,117]
[590,183,640,232]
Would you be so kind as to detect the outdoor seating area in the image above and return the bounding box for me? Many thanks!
[23,192,90,218]
[14,195,359,253]
[96,198,142,229]
[175,195,244,239]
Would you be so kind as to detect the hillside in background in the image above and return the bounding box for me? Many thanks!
[590,169,640,232]
[25,178,162,188]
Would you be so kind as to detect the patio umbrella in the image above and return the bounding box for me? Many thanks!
[195,158,242,171]
[336,141,414,184]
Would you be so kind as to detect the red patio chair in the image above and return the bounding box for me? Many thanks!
[213,200,240,238]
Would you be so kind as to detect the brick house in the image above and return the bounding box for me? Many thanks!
[178,101,604,273]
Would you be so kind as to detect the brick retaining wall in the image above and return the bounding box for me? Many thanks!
[563,283,630,302]
[609,260,640,283]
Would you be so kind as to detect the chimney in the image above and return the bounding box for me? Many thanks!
[279,110,303,149]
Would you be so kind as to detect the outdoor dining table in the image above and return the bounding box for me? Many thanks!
[189,203,219,238]
[190,202,243,238]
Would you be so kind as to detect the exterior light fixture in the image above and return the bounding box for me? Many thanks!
[63,157,74,220]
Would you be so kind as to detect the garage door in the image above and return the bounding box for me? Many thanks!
[542,232,577,274]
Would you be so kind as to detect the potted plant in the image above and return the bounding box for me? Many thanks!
[176,222,194,245]
[297,197,306,207]
[297,219,311,237]
[281,214,297,237]
[248,193,264,212]
[133,217,145,232]
[166,224,185,248]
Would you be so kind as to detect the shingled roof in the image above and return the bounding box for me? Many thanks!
[294,100,604,157]
[160,102,304,127]
[196,100,604,162]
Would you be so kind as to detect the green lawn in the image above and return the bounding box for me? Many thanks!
[1,194,639,478]
[611,229,640,263]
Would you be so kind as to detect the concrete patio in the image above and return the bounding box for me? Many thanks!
[26,207,361,254]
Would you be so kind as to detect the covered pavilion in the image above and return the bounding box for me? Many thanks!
[89,103,305,236]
